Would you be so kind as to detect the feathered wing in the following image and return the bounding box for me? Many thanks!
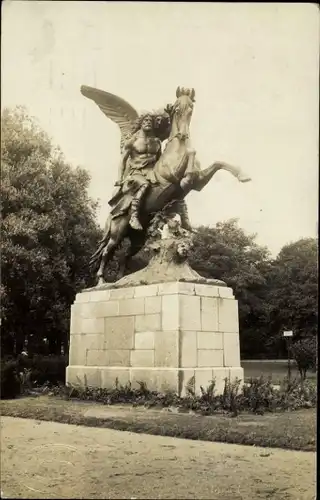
[80,85,139,151]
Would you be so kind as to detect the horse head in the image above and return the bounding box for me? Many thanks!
[169,87,195,141]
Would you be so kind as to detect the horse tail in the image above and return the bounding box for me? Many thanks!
[89,218,111,266]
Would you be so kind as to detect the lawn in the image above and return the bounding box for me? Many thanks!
[0,395,316,452]
[241,360,316,384]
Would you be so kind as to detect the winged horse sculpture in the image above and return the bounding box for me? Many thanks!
[81,85,251,286]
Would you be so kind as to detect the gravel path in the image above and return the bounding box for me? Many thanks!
[1,416,316,499]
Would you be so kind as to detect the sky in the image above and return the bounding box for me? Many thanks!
[2,1,319,256]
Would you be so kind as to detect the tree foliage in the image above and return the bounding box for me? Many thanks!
[188,219,273,357]
[264,238,318,356]
[1,107,102,355]
[291,337,317,380]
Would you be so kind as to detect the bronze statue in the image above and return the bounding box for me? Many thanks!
[81,85,251,286]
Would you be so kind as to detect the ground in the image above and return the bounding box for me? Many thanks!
[1,396,316,451]
[1,416,316,500]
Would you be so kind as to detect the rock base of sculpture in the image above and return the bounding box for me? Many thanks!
[66,281,243,396]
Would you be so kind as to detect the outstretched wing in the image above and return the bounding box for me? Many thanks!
[80,85,139,151]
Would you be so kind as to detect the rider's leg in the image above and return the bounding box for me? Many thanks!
[129,181,149,231]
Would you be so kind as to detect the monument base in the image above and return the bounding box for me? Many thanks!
[67,282,243,396]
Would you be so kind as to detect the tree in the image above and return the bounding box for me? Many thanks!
[291,337,317,380]
[1,107,102,356]
[265,238,318,356]
[188,219,272,358]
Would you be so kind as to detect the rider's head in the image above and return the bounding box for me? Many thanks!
[133,113,155,135]
[141,114,153,132]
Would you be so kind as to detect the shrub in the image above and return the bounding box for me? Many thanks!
[291,338,317,380]
[17,354,68,386]
[1,359,21,399]
[1,354,68,399]
[52,375,316,415]
[242,376,277,413]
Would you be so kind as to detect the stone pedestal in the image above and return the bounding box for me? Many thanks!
[67,282,243,396]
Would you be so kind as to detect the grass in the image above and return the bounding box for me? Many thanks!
[242,361,316,384]
[1,395,316,452]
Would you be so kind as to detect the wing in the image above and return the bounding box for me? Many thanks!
[80,85,139,151]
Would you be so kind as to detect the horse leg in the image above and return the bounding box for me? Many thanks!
[96,216,129,285]
[96,239,117,286]
[180,149,197,193]
[118,232,147,278]
[192,161,251,192]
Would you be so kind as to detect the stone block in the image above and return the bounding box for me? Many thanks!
[104,316,134,349]
[179,369,196,397]
[69,335,86,365]
[180,331,197,368]
[87,349,130,367]
[66,366,101,387]
[130,369,158,391]
[218,298,239,333]
[197,331,223,350]
[212,368,230,394]
[130,350,154,367]
[81,333,105,351]
[135,331,155,350]
[198,349,224,367]
[195,284,219,297]
[218,287,234,299]
[158,282,195,295]
[75,291,91,303]
[179,295,201,330]
[200,297,219,331]
[107,349,130,367]
[130,368,180,393]
[71,302,94,319]
[119,297,144,316]
[110,287,135,299]
[145,296,161,314]
[89,289,111,302]
[70,307,82,334]
[162,295,179,330]
[154,330,179,367]
[135,314,161,332]
[155,369,179,393]
[81,318,105,334]
[90,301,119,318]
[69,333,104,364]
[194,369,214,393]
[86,349,109,366]
[101,368,130,389]
[134,284,158,297]
[223,332,241,367]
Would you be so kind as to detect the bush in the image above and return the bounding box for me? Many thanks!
[1,354,68,399]
[17,354,68,386]
[1,359,21,399]
[291,338,317,380]
[52,375,316,415]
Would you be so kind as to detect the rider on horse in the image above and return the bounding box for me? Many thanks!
[109,110,192,232]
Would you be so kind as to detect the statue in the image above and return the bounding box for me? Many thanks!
[81,85,251,287]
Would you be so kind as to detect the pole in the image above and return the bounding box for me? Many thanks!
[287,337,292,382]
[283,330,293,383]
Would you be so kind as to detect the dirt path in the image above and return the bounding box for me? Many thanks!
[1,417,315,500]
